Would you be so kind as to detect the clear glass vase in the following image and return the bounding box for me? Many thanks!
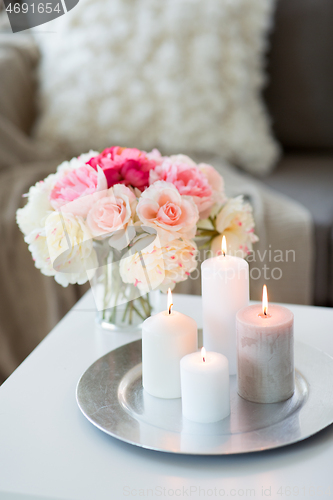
[92,240,159,331]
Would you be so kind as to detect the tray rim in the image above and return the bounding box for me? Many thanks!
[76,340,333,455]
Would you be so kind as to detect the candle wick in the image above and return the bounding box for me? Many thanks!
[203,356,206,362]
[222,251,226,257]
[168,303,173,315]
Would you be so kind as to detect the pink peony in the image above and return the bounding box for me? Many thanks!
[49,165,107,213]
[86,146,156,191]
[86,184,136,239]
[150,157,225,219]
[146,148,164,166]
[197,163,226,217]
[136,181,199,242]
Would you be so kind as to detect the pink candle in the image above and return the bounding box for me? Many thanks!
[236,286,294,404]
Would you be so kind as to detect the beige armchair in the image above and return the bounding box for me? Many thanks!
[0,32,89,383]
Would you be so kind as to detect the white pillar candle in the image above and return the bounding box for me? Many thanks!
[201,236,249,375]
[180,347,230,423]
[142,290,197,399]
[237,285,294,404]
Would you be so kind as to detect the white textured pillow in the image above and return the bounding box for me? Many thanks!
[35,0,280,175]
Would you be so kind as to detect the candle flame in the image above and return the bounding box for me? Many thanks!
[201,347,206,363]
[262,285,268,316]
[222,235,227,257]
[167,288,173,315]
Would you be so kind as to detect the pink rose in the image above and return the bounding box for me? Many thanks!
[136,181,199,242]
[86,184,136,239]
[198,163,226,217]
[150,157,225,219]
[49,165,107,216]
[86,146,157,191]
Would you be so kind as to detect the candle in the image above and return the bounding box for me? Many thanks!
[142,289,198,399]
[237,285,295,403]
[180,347,230,423]
[201,235,249,374]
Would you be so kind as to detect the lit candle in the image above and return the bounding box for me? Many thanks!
[236,285,295,403]
[180,347,230,423]
[142,289,198,399]
[201,235,249,374]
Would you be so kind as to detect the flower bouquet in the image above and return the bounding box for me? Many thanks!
[17,147,258,330]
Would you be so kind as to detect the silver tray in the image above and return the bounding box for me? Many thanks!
[76,339,333,455]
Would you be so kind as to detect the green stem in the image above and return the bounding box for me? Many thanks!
[109,282,121,323]
[146,293,152,316]
[209,216,216,227]
[197,240,214,250]
[139,296,150,317]
[129,300,133,324]
[196,229,219,238]
[122,300,130,323]
[102,263,108,320]
[131,303,146,321]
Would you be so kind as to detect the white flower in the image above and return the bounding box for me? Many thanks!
[44,211,97,286]
[161,238,198,290]
[212,196,259,257]
[16,174,56,236]
[25,228,55,278]
[120,238,198,293]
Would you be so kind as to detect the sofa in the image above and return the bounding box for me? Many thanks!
[262,0,333,308]
[0,0,332,383]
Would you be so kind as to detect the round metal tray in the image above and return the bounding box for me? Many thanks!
[76,339,333,455]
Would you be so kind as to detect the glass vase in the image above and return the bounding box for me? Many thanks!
[92,240,159,331]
